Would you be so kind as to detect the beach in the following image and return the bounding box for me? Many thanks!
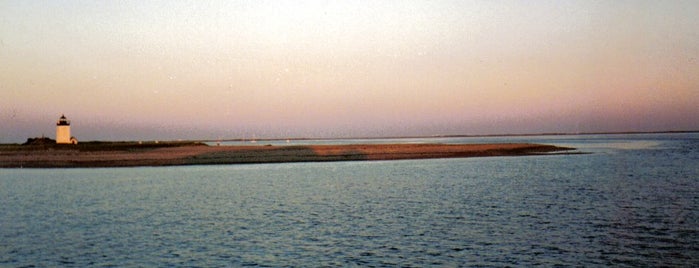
[0,143,574,168]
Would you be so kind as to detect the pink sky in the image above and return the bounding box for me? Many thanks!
[1,1,698,142]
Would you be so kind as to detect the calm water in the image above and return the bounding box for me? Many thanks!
[1,133,698,267]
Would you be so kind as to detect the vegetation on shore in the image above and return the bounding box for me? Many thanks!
[1,138,206,152]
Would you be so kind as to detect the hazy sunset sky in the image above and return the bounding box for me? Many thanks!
[1,1,698,142]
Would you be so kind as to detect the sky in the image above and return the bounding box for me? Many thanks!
[1,0,698,142]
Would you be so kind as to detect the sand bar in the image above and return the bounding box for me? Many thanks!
[0,143,575,168]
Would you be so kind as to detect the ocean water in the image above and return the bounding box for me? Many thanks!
[1,133,698,267]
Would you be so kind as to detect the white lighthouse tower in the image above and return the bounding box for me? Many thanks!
[56,114,77,144]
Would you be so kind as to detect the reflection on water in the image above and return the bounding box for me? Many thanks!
[1,133,698,266]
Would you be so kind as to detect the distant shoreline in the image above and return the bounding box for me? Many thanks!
[197,130,699,143]
[0,143,576,168]
[2,130,695,146]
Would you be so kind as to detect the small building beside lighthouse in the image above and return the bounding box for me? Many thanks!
[56,114,78,144]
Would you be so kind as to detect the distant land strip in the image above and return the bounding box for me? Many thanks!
[0,142,576,168]
[196,130,699,143]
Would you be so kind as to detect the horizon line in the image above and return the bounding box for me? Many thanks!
[8,130,698,145]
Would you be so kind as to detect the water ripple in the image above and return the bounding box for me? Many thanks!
[1,134,698,266]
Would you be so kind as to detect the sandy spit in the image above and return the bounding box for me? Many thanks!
[0,143,575,168]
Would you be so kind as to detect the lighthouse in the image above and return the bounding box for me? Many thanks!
[56,114,77,144]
